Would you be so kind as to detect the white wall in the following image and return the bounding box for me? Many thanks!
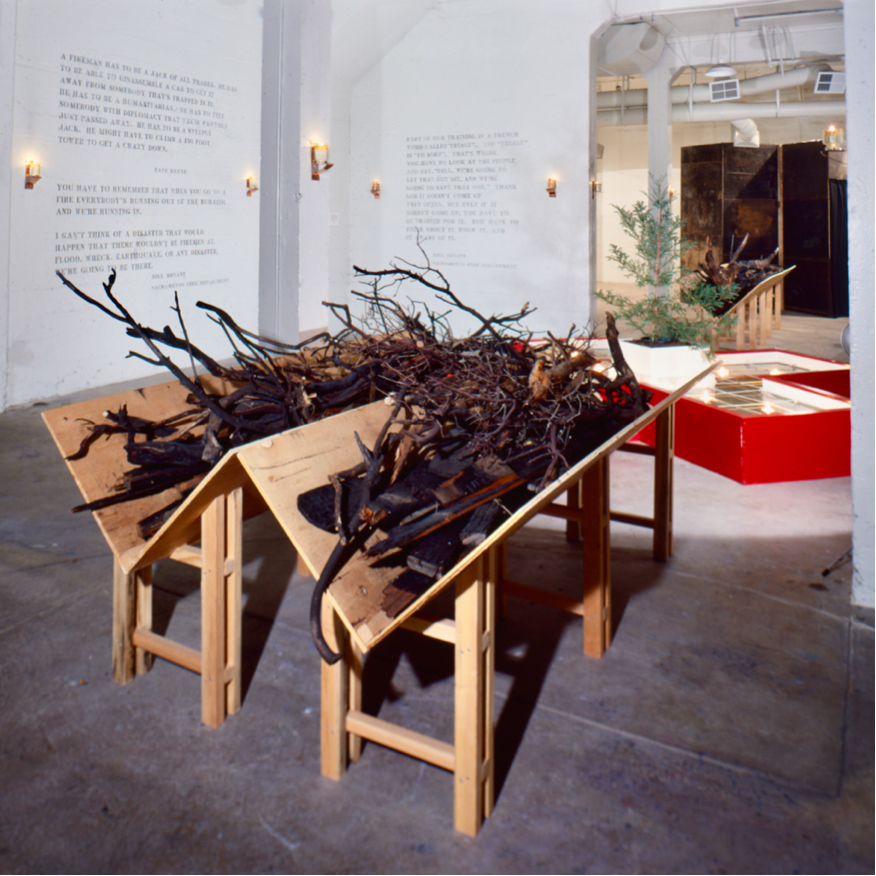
[0,0,16,411]
[1,0,262,409]
[344,0,605,338]
[844,0,875,610]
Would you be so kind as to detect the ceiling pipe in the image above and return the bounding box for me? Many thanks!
[596,99,846,127]
[596,63,831,110]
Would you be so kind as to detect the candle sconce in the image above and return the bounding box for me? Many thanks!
[311,144,333,180]
[546,178,557,198]
[25,161,41,189]
[246,176,259,196]
[371,181,380,199]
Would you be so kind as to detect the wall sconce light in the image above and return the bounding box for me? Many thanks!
[822,124,845,153]
[25,161,41,189]
[546,178,557,198]
[668,185,677,198]
[371,181,380,199]
[311,144,333,180]
[246,176,259,196]
[590,179,602,198]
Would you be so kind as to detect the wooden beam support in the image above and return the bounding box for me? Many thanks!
[581,457,611,658]
[652,405,674,562]
[132,565,154,675]
[320,599,349,781]
[347,638,364,763]
[112,557,136,685]
[400,614,456,643]
[453,555,490,837]
[565,479,582,542]
[345,711,455,772]
[616,442,656,457]
[132,627,201,674]
[225,488,243,716]
[482,546,497,819]
[500,577,586,616]
[609,511,655,529]
[201,494,227,728]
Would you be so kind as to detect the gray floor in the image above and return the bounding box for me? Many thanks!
[1,312,871,874]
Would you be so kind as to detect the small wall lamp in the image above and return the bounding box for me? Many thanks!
[371,180,381,199]
[822,124,845,153]
[546,178,557,197]
[590,179,602,198]
[25,161,41,189]
[246,176,259,196]
[311,144,333,180]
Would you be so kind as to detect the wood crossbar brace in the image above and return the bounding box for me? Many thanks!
[112,488,244,727]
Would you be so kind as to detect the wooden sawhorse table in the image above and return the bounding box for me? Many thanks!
[303,367,713,835]
[45,365,711,834]
[43,377,264,728]
[712,266,795,351]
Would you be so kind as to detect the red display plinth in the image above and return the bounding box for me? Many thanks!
[633,351,850,485]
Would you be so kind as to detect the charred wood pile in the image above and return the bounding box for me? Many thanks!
[56,251,650,662]
[694,233,784,316]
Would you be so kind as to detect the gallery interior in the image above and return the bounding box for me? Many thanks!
[0,0,872,872]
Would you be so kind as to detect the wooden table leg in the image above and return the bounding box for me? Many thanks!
[566,479,582,542]
[581,457,611,658]
[652,404,674,562]
[201,494,227,728]
[454,551,494,836]
[775,280,783,329]
[748,298,757,350]
[736,302,746,350]
[759,290,768,347]
[112,557,136,685]
[482,546,497,819]
[134,564,154,676]
[320,599,349,781]
[225,488,243,716]
[347,637,364,763]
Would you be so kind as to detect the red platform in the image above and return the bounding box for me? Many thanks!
[633,351,850,485]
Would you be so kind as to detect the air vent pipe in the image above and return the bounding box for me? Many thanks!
[597,99,845,127]
[596,63,831,110]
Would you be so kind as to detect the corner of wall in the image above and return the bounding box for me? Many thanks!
[0,0,18,412]
[845,0,875,609]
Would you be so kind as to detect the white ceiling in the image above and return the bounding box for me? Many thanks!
[598,0,845,88]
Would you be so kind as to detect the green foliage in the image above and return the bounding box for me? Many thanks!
[596,176,736,351]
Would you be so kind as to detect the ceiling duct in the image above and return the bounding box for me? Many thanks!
[596,23,665,76]
[596,64,832,110]
[731,118,760,148]
[596,99,846,127]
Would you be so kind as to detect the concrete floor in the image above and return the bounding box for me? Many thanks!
[0,312,871,874]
